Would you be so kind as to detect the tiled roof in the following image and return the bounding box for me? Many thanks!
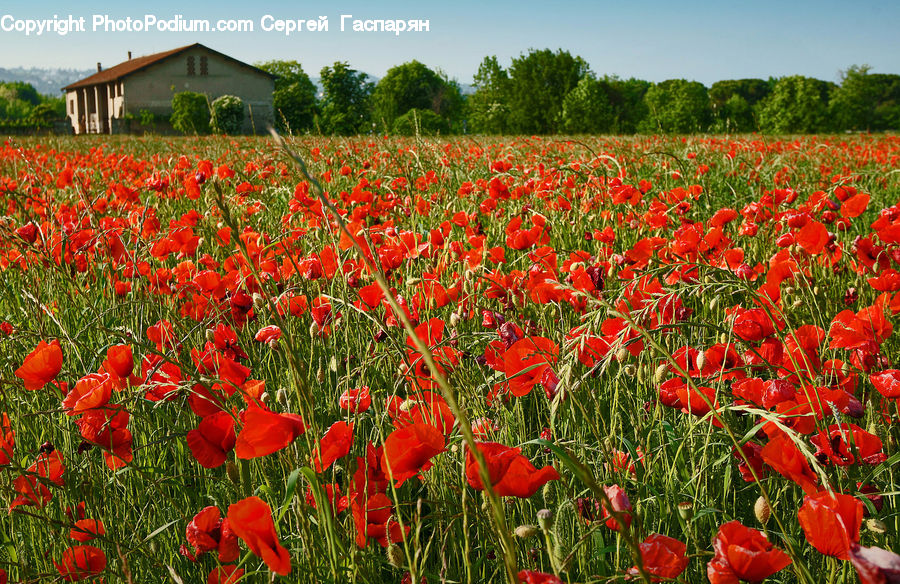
[63,43,275,91]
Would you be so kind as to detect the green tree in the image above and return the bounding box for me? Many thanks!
[606,76,651,134]
[210,95,244,135]
[319,62,374,135]
[0,81,41,106]
[708,79,770,131]
[256,60,318,132]
[830,65,900,131]
[372,60,462,132]
[641,79,711,134]
[171,91,210,135]
[467,56,510,134]
[507,49,589,134]
[561,75,616,134]
[757,75,833,133]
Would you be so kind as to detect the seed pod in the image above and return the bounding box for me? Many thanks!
[514,525,539,539]
[677,501,694,521]
[386,543,404,568]
[754,496,771,526]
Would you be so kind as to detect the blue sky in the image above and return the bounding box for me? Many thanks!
[0,0,898,85]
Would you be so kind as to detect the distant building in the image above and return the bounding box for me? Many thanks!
[63,43,275,134]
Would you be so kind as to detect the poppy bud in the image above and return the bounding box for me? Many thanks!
[754,496,771,526]
[623,364,636,377]
[276,388,288,405]
[515,525,539,539]
[709,296,719,312]
[615,347,629,362]
[542,483,556,507]
[696,352,707,371]
[205,329,216,343]
[386,543,404,568]
[654,364,669,384]
[866,518,887,534]
[537,509,554,532]
[226,461,240,485]
[449,312,461,328]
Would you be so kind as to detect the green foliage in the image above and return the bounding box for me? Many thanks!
[170,91,210,135]
[210,95,244,135]
[641,79,711,134]
[372,60,462,132]
[139,109,157,126]
[605,77,651,134]
[257,60,318,132]
[757,76,833,133]
[467,56,511,134]
[26,102,59,126]
[830,65,900,131]
[708,79,770,132]
[561,75,616,134]
[0,81,41,106]
[507,49,589,134]
[391,108,450,135]
[319,62,374,135]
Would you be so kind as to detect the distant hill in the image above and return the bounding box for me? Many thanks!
[0,67,95,96]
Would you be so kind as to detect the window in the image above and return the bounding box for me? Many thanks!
[69,100,74,115]
[200,56,208,76]
[187,56,195,76]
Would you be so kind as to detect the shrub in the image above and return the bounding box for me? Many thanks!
[211,95,245,135]
[171,92,210,135]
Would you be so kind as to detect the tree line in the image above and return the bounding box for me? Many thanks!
[255,51,900,135]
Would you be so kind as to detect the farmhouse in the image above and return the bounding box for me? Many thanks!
[63,43,275,134]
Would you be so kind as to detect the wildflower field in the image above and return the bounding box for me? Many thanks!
[1,133,900,584]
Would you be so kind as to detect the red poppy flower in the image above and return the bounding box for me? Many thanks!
[503,337,559,397]
[382,422,445,486]
[518,570,563,584]
[707,520,792,584]
[103,345,134,379]
[0,412,13,465]
[186,411,236,469]
[810,423,886,466]
[63,373,114,414]
[798,491,862,560]
[15,339,63,391]
[849,544,900,584]
[313,421,354,473]
[55,545,106,581]
[70,519,105,542]
[75,406,133,470]
[759,432,819,495]
[254,325,282,343]
[339,386,372,413]
[629,533,689,582]
[227,496,291,575]
[11,450,66,509]
[600,484,632,531]
[186,506,239,563]
[870,369,900,399]
[207,565,244,584]
[465,442,560,498]
[235,405,306,459]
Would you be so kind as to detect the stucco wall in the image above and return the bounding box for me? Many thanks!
[123,47,274,133]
